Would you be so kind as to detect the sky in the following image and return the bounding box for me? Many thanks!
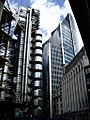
[6,0,84,50]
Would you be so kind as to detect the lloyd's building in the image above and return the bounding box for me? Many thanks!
[14,6,43,116]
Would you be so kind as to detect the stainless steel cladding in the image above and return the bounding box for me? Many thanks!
[34,97,42,106]
[34,107,42,116]
[34,80,42,87]
[35,64,42,70]
[34,89,42,96]
[35,42,42,48]
[31,9,40,36]
[35,56,42,62]
[35,49,42,54]
[34,72,42,78]
[27,28,43,116]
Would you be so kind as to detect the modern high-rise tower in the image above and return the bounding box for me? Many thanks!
[0,4,17,119]
[61,13,79,65]
[14,6,43,117]
[43,14,79,118]
[43,24,63,118]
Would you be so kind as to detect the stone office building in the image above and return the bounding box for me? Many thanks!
[62,47,90,120]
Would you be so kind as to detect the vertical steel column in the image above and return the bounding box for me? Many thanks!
[49,43,52,118]
[16,30,25,102]
[23,8,32,101]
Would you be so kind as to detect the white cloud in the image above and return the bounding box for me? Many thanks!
[7,0,83,49]
[5,0,19,14]
[30,0,77,44]
[60,0,72,18]
[30,0,83,50]
[30,0,65,43]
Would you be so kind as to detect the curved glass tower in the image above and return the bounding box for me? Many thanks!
[43,13,79,118]
[61,13,79,65]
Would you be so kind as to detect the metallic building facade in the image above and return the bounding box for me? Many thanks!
[28,30,43,116]
[14,7,43,116]
[0,5,17,119]
[0,5,16,102]
[0,5,43,118]
[14,6,28,102]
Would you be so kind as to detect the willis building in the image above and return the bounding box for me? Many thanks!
[43,13,79,118]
